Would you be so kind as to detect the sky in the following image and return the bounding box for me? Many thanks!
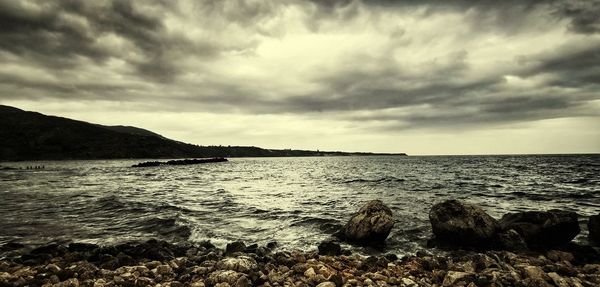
[0,0,599,155]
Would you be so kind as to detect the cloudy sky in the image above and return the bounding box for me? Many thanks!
[0,0,599,155]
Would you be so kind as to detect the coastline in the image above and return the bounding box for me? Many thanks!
[1,239,599,287]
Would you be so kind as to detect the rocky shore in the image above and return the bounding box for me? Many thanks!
[1,238,599,287]
[1,199,599,286]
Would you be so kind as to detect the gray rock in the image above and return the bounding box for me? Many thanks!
[318,240,342,256]
[316,282,336,287]
[225,241,246,255]
[342,200,394,245]
[588,213,600,246]
[207,270,249,286]
[497,229,529,251]
[500,210,580,249]
[442,271,475,286]
[429,200,500,248]
[215,256,258,273]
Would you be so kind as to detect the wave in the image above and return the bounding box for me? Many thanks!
[139,217,191,239]
[342,176,406,184]
[290,217,342,234]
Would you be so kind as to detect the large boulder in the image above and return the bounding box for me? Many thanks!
[429,200,500,248]
[341,200,394,245]
[499,210,580,249]
[588,213,600,246]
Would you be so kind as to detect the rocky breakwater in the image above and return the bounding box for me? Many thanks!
[131,158,228,168]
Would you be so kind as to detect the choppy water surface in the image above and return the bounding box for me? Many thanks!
[1,155,599,255]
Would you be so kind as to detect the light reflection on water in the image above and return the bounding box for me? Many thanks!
[0,155,598,255]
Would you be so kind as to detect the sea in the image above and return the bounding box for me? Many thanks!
[1,155,599,256]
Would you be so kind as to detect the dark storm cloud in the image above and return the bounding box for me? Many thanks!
[558,0,600,34]
[518,42,600,87]
[0,0,221,81]
[0,0,598,131]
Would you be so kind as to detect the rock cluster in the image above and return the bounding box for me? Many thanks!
[1,239,600,287]
[429,199,585,252]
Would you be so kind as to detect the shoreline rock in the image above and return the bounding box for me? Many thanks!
[500,210,580,249]
[589,213,600,246]
[0,239,599,287]
[339,200,395,247]
[429,200,500,249]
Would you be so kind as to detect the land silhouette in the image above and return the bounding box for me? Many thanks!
[0,105,406,161]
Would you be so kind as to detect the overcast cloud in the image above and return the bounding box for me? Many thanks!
[0,0,598,154]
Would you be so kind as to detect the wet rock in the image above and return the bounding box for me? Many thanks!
[500,210,580,249]
[117,252,136,267]
[589,213,600,246]
[341,200,395,246]
[225,241,247,255]
[266,241,278,250]
[497,229,529,251]
[429,200,500,248]
[318,240,342,256]
[68,242,99,253]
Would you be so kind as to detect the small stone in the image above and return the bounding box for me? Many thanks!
[547,272,569,287]
[93,278,107,287]
[135,277,154,286]
[145,260,162,269]
[402,277,417,286]
[304,267,316,278]
[156,264,173,275]
[113,276,124,285]
[215,256,258,273]
[443,271,475,286]
[546,250,574,262]
[55,278,80,287]
[583,264,600,273]
[45,263,61,273]
[522,266,549,282]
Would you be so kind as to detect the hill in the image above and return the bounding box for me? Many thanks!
[0,105,406,161]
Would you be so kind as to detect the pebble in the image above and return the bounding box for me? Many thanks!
[0,240,597,287]
[316,281,336,287]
